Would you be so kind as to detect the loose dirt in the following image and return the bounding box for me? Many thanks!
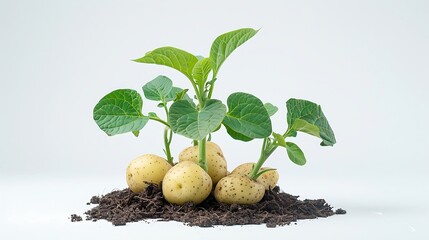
[81,184,345,227]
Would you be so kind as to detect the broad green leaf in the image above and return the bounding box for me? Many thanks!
[272,132,286,147]
[133,47,198,79]
[192,57,212,86]
[93,89,149,136]
[224,125,253,142]
[292,119,320,136]
[142,75,173,101]
[223,92,272,140]
[169,99,226,140]
[264,103,279,117]
[210,28,258,76]
[284,142,306,166]
[286,98,336,146]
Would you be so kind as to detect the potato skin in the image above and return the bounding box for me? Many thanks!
[232,162,279,190]
[178,141,227,184]
[214,174,265,204]
[126,154,172,193]
[162,161,212,205]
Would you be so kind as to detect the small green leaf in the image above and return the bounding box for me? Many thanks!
[132,131,140,137]
[148,112,158,118]
[133,47,198,79]
[286,98,336,146]
[142,75,173,101]
[272,132,286,147]
[192,57,212,86]
[93,89,149,136]
[223,92,272,140]
[285,142,306,166]
[264,103,278,117]
[169,99,226,140]
[157,103,165,108]
[173,89,188,102]
[165,87,183,102]
[210,28,258,77]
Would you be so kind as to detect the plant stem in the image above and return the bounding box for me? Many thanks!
[249,128,297,180]
[194,77,209,173]
[149,116,170,127]
[250,138,269,180]
[161,98,173,164]
[198,137,208,172]
[188,77,204,107]
[249,137,279,180]
[164,127,173,165]
[207,75,217,99]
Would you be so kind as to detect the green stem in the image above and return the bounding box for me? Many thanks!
[283,128,294,138]
[207,75,217,99]
[250,128,297,180]
[164,127,173,165]
[198,137,208,172]
[188,77,204,107]
[149,116,170,127]
[249,137,279,180]
[193,77,210,172]
[161,98,173,164]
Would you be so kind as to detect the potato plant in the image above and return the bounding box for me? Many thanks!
[93,28,336,204]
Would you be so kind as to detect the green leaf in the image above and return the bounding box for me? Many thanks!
[286,98,336,146]
[133,47,198,79]
[210,28,258,76]
[272,132,286,147]
[148,112,158,118]
[142,75,173,101]
[264,103,278,117]
[165,87,184,102]
[192,57,212,86]
[93,89,149,136]
[157,103,165,108]
[165,87,194,107]
[224,125,253,142]
[284,142,306,166]
[223,92,272,140]
[169,99,226,140]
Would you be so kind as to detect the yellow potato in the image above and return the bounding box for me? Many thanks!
[214,174,265,204]
[232,162,279,190]
[162,161,212,205]
[126,154,172,193]
[179,141,227,184]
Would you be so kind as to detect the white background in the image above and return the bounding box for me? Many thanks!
[1,0,428,239]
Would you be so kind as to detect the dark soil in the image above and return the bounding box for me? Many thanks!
[70,214,83,222]
[82,184,344,227]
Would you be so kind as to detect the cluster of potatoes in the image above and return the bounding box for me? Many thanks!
[126,142,279,205]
